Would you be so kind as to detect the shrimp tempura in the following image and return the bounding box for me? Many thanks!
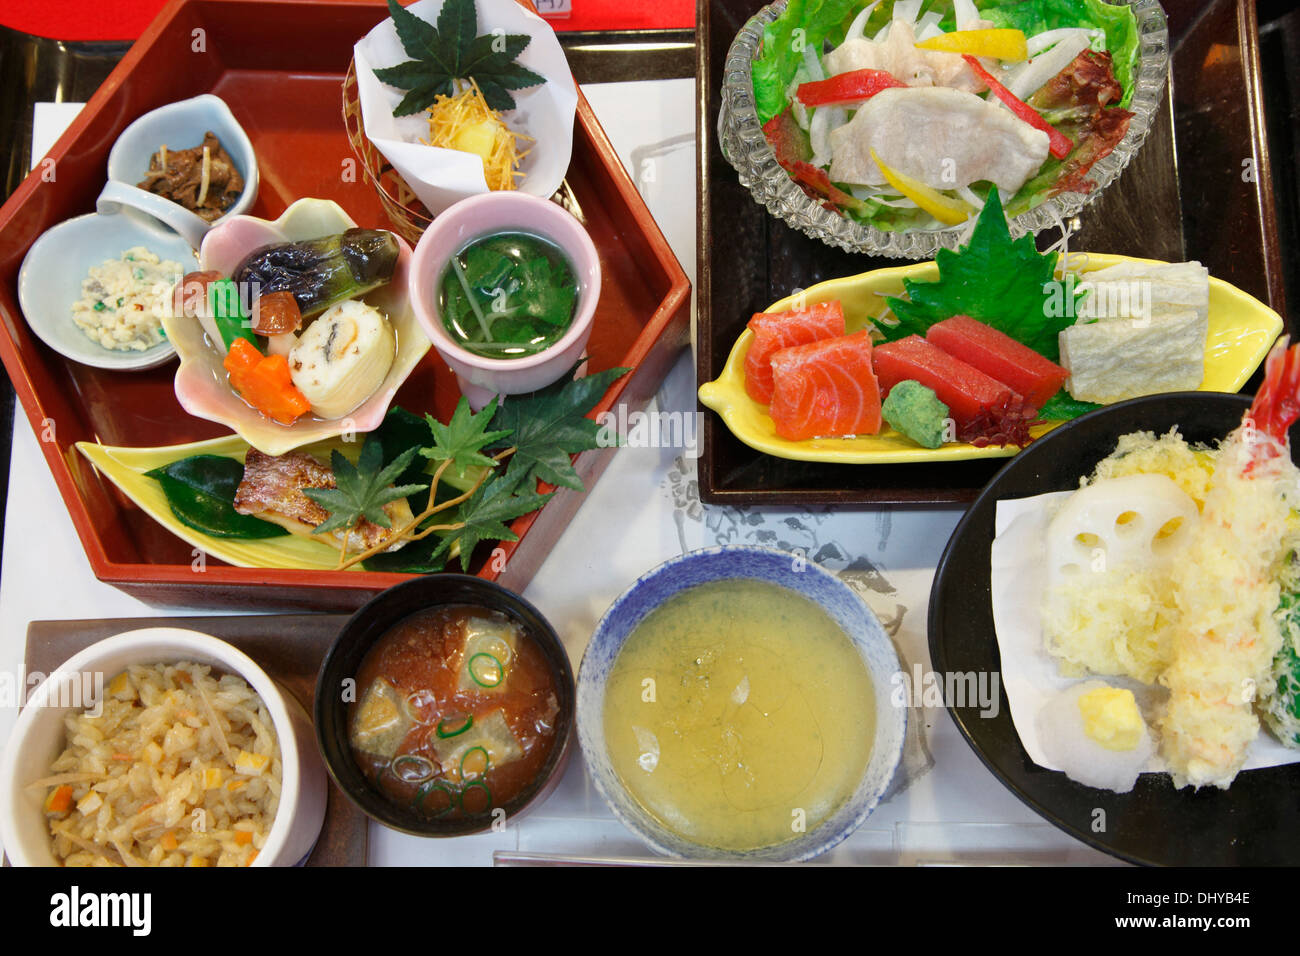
[1160,340,1300,788]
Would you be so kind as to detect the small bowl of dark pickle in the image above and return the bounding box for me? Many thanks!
[315,575,575,837]
[409,191,601,409]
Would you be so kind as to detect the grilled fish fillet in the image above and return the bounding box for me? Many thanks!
[233,449,413,553]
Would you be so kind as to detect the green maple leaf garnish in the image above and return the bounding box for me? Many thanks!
[879,191,1078,361]
[442,474,553,570]
[421,395,513,477]
[374,0,546,116]
[302,439,428,535]
[489,366,629,491]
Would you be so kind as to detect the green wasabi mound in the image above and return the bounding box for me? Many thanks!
[882,379,950,449]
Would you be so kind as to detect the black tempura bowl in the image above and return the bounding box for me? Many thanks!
[930,391,1300,866]
[314,575,575,838]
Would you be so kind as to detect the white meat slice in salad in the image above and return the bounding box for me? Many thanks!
[822,19,987,93]
[828,86,1050,193]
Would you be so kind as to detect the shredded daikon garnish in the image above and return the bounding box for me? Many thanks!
[194,676,234,766]
[25,771,102,789]
[197,145,211,207]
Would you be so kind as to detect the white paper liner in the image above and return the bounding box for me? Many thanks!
[991,492,1300,780]
[354,0,578,216]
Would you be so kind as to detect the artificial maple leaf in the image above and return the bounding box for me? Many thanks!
[442,474,552,570]
[421,395,513,477]
[489,366,629,491]
[302,439,427,534]
[373,0,545,116]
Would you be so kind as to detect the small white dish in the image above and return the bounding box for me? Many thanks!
[17,209,197,371]
[98,179,213,252]
[99,93,259,248]
[0,627,328,867]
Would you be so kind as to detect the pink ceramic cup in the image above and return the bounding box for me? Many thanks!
[409,191,601,409]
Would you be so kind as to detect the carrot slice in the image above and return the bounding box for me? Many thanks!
[223,338,312,425]
[44,784,74,815]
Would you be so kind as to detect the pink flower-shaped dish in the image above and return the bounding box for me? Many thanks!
[163,198,430,456]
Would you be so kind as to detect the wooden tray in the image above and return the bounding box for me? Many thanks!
[0,0,690,610]
[19,614,362,867]
[695,0,1288,506]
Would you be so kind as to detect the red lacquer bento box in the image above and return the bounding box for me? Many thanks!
[0,0,691,611]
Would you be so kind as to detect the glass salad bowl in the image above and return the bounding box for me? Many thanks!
[717,0,1170,259]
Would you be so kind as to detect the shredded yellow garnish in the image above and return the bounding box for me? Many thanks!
[425,78,532,191]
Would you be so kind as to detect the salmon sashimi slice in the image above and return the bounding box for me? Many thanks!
[744,300,846,404]
[234,449,413,553]
[768,330,882,440]
[873,334,1022,426]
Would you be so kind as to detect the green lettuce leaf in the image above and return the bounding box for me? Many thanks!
[751,0,859,125]
[977,0,1140,106]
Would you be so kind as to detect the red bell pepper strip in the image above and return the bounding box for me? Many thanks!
[962,54,1073,159]
[796,69,905,107]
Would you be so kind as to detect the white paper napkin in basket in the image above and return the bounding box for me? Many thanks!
[354,0,578,215]
[991,493,1300,777]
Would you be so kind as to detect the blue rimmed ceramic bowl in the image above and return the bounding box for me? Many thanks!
[576,545,906,862]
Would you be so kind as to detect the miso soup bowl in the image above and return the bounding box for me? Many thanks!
[409,191,601,410]
[0,628,327,867]
[577,545,907,862]
[315,575,576,837]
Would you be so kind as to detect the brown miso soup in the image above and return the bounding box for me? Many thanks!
[349,605,561,820]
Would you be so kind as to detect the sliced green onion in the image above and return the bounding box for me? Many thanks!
[413,779,458,817]
[460,746,490,781]
[93,301,106,312]
[468,653,504,688]
[460,780,492,815]
[436,715,474,739]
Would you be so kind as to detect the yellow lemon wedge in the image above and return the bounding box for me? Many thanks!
[870,148,973,226]
[915,28,1029,62]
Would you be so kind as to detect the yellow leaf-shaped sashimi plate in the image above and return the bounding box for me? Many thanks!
[697,254,1284,465]
[77,435,354,571]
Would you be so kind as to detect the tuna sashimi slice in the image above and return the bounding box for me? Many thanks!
[744,300,846,404]
[873,335,1022,425]
[926,315,1066,410]
[769,330,882,441]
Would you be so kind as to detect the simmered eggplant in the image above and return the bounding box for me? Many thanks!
[232,228,399,318]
